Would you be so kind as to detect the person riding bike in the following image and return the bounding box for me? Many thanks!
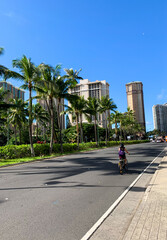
[118,143,129,174]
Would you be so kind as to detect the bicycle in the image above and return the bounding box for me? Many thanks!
[118,158,128,174]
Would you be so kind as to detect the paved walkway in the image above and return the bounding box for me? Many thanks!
[89,154,167,240]
[123,156,167,240]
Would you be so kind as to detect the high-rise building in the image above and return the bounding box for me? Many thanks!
[38,99,65,130]
[0,81,25,101]
[152,104,167,134]
[126,81,145,130]
[68,79,110,127]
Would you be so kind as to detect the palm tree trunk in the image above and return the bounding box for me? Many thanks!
[14,125,17,145]
[19,127,21,145]
[29,88,35,156]
[105,111,107,145]
[76,114,79,148]
[36,122,38,140]
[58,99,63,153]
[108,112,111,141]
[94,117,98,146]
[50,98,54,154]
[115,121,118,140]
[120,121,123,140]
[80,114,83,143]
[45,99,51,116]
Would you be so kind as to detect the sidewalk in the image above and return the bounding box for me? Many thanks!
[89,154,167,240]
[123,156,167,240]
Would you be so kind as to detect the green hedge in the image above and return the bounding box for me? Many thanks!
[0,140,149,160]
[0,145,31,159]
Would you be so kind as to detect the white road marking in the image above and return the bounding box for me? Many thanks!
[80,147,166,240]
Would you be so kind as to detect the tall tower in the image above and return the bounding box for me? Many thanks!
[126,81,146,130]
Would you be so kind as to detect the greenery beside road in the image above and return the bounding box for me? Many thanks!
[0,140,149,167]
[0,48,146,159]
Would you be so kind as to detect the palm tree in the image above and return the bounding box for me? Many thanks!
[64,68,83,85]
[77,96,87,143]
[13,56,39,156]
[0,47,4,55]
[8,98,28,145]
[110,111,122,140]
[36,64,79,153]
[0,87,12,124]
[86,97,100,146]
[63,68,83,142]
[0,47,22,80]
[32,103,49,140]
[122,107,135,139]
[36,64,61,153]
[63,96,87,147]
[99,95,117,144]
[0,48,5,77]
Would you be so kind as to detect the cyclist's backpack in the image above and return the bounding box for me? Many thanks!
[119,148,125,157]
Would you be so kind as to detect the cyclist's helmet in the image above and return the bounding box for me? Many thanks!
[120,143,124,148]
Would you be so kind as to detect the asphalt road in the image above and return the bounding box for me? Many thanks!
[0,142,166,240]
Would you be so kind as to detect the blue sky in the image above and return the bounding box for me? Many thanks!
[1,0,167,131]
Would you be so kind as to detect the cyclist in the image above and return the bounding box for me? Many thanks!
[118,143,129,174]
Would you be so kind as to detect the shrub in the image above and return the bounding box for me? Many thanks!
[0,140,150,160]
[0,145,31,159]
[52,144,61,153]
[34,143,50,156]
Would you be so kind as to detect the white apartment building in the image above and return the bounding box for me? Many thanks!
[152,104,167,134]
[68,79,110,128]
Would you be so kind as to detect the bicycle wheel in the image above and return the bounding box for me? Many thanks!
[124,161,128,172]
[118,160,124,174]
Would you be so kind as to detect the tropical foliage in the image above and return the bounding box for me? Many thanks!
[0,47,147,159]
[13,55,39,156]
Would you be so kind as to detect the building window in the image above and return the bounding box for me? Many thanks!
[17,90,20,98]
[13,88,15,98]
[3,82,7,90]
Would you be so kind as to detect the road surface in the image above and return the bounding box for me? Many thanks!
[0,142,166,240]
